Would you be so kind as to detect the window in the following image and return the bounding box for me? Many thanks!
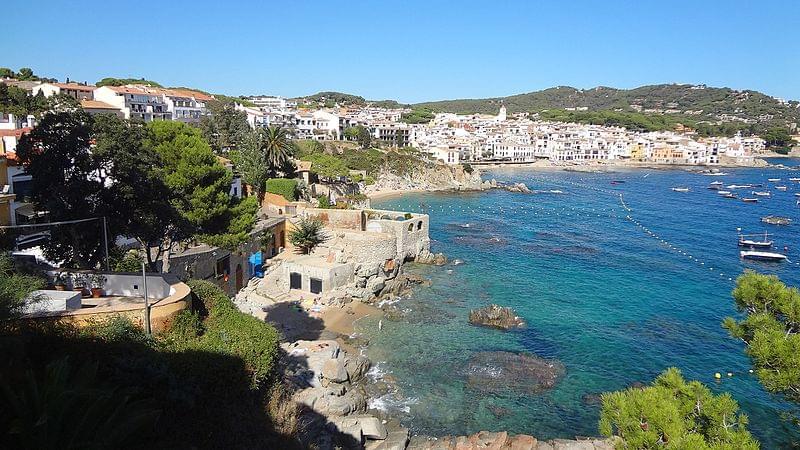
[310,278,322,294]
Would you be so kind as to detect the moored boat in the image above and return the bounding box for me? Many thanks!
[742,198,759,203]
[709,181,724,185]
[752,191,771,197]
[717,190,731,195]
[671,187,690,192]
[790,178,800,181]
[768,178,781,182]
[738,231,773,249]
[740,250,788,262]
[776,186,788,191]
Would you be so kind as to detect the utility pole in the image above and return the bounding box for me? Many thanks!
[102,216,110,271]
[141,261,151,336]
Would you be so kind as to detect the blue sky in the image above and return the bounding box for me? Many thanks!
[5,0,800,102]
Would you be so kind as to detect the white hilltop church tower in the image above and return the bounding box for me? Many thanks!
[496,104,507,122]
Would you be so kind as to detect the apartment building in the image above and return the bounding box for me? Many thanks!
[93,86,172,121]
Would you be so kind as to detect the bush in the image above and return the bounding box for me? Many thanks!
[81,315,149,344]
[289,217,328,254]
[184,279,280,387]
[317,195,331,209]
[114,251,143,273]
[266,178,298,201]
[462,163,474,174]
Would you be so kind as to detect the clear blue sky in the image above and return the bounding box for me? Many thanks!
[5,0,800,103]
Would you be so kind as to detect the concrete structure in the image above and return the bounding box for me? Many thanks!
[24,272,191,333]
[33,82,95,100]
[93,86,172,121]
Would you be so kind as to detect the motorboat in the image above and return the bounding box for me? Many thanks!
[752,191,771,197]
[768,178,781,182]
[710,181,724,185]
[776,186,788,191]
[740,250,788,262]
[726,184,753,189]
[742,198,759,203]
[723,193,737,199]
[790,178,800,181]
[717,190,732,195]
[671,187,690,192]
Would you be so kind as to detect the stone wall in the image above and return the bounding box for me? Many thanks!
[300,207,364,231]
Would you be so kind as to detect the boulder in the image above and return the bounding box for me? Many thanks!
[322,358,349,384]
[355,415,388,440]
[416,251,448,266]
[366,428,410,450]
[465,351,565,395]
[345,355,372,383]
[468,304,525,330]
[367,276,386,294]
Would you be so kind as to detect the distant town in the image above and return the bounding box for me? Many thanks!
[3,77,790,175]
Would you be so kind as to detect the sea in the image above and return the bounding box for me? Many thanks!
[361,159,800,449]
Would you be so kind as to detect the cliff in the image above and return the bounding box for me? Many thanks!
[366,161,486,195]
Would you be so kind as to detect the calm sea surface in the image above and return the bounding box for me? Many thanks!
[364,161,800,448]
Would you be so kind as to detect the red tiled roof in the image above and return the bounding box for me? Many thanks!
[0,127,32,138]
[53,82,96,91]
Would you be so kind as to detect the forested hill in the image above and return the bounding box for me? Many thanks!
[412,84,799,122]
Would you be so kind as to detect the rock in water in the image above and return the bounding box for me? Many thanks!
[468,304,525,330]
[465,351,565,395]
[415,250,448,266]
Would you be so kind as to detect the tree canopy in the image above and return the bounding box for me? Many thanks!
[95,77,162,87]
[724,271,800,403]
[599,367,758,449]
[199,100,250,153]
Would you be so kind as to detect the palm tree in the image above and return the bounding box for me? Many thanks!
[262,125,295,172]
[289,218,328,254]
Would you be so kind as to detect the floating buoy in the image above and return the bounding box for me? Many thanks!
[715,372,722,379]
[749,369,754,374]
[727,372,733,377]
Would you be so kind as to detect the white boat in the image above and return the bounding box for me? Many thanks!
[548,190,564,194]
[671,187,690,192]
[742,198,759,203]
[752,191,771,197]
[776,186,788,191]
[710,181,724,185]
[738,232,773,249]
[789,178,800,181]
[768,178,781,182]
[740,250,788,262]
[704,172,728,176]
[717,190,731,195]
[795,193,800,197]
[726,184,752,189]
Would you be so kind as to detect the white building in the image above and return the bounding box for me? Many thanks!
[93,86,171,121]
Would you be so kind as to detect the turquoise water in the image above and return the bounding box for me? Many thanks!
[364,164,800,448]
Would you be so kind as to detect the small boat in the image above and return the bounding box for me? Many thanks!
[671,187,690,192]
[740,250,788,262]
[549,189,564,194]
[738,231,773,249]
[710,181,724,185]
[790,178,800,181]
[704,172,728,176]
[768,178,781,182]
[794,193,800,197]
[762,215,792,225]
[723,193,737,199]
[707,185,721,191]
[726,184,753,189]
[752,191,771,197]
[610,180,626,185]
[717,190,732,195]
[776,186,788,191]
[742,198,759,203]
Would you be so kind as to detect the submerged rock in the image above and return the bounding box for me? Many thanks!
[468,304,525,330]
[465,351,565,395]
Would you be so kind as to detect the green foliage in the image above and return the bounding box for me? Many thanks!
[0,83,48,117]
[81,315,150,344]
[306,153,350,179]
[261,125,296,171]
[761,126,796,148]
[0,255,45,322]
[599,367,758,449]
[298,91,366,106]
[231,131,272,198]
[462,163,474,174]
[113,251,144,273]
[401,108,435,124]
[266,178,298,201]
[199,196,259,250]
[317,195,331,209]
[289,218,328,254]
[539,109,690,133]
[16,110,108,268]
[182,280,280,386]
[214,94,257,108]
[95,77,162,87]
[724,272,800,402]
[199,100,250,152]
[0,356,161,450]
[356,125,372,149]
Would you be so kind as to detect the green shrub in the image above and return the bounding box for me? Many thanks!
[462,163,474,174]
[161,309,203,349]
[112,250,144,273]
[81,315,149,344]
[185,279,280,387]
[317,195,331,209]
[266,178,298,201]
